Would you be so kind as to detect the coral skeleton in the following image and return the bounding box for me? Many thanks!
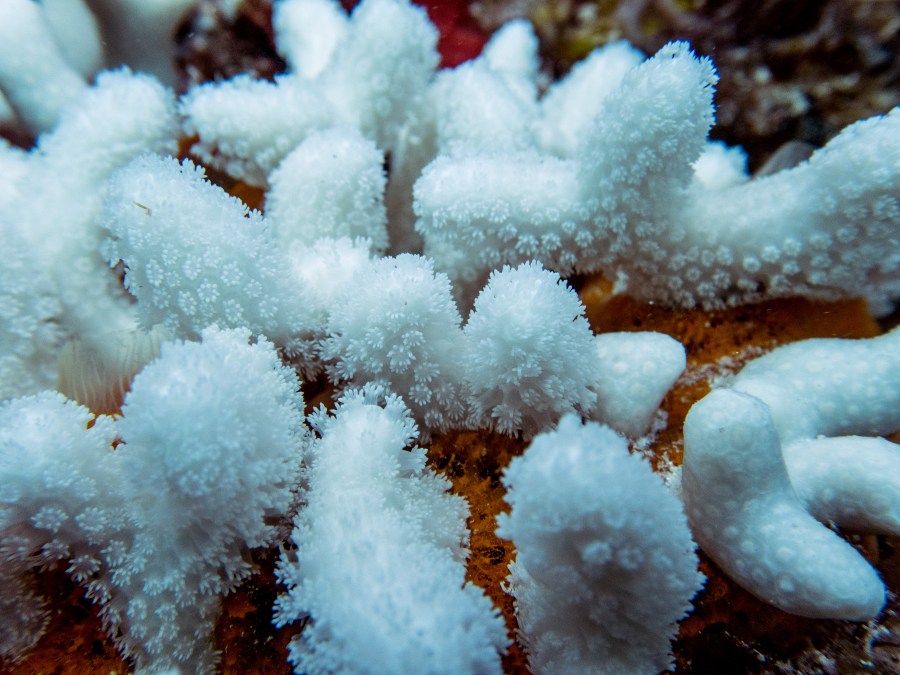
[590,331,686,438]
[0,0,898,670]
[683,328,900,619]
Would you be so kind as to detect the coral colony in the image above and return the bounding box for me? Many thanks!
[0,0,898,673]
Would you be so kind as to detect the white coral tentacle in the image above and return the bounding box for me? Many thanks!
[462,262,599,438]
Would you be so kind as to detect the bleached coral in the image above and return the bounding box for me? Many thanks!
[682,389,886,620]
[784,436,900,537]
[274,387,507,674]
[498,414,704,674]
[103,327,306,671]
[729,327,900,537]
[320,255,466,433]
[0,225,63,401]
[266,127,388,252]
[730,327,900,444]
[2,69,178,364]
[273,0,348,79]
[0,0,88,134]
[0,0,194,134]
[414,40,716,301]
[462,262,599,437]
[282,236,375,348]
[182,0,438,189]
[0,392,122,658]
[414,38,900,312]
[0,328,307,671]
[591,331,686,438]
[2,0,898,669]
[181,75,335,187]
[82,0,197,86]
[103,154,310,344]
[683,328,900,619]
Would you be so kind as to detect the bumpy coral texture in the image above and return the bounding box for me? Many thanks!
[266,127,388,252]
[0,392,121,658]
[104,327,306,671]
[320,255,467,433]
[0,0,898,669]
[275,387,508,674]
[1,69,178,366]
[0,328,307,672]
[103,154,309,344]
[0,225,62,400]
[498,414,704,674]
[182,0,438,188]
[682,388,886,621]
[414,36,900,313]
[463,262,599,437]
[683,328,900,620]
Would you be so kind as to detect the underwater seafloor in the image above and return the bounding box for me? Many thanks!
[3,0,900,673]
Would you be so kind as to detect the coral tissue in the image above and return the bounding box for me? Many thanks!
[0,0,898,673]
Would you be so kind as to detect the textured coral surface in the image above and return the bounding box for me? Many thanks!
[2,0,899,672]
[6,290,897,674]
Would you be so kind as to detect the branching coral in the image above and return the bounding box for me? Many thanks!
[182,0,438,189]
[103,153,310,343]
[498,414,704,673]
[104,327,306,671]
[682,328,900,620]
[0,328,307,671]
[414,35,900,312]
[0,0,898,671]
[0,0,90,134]
[0,0,194,135]
[274,387,508,674]
[0,69,177,377]
[0,225,63,401]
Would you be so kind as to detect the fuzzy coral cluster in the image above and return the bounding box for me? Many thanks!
[498,415,704,674]
[0,0,898,672]
[274,387,508,673]
[0,328,306,671]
